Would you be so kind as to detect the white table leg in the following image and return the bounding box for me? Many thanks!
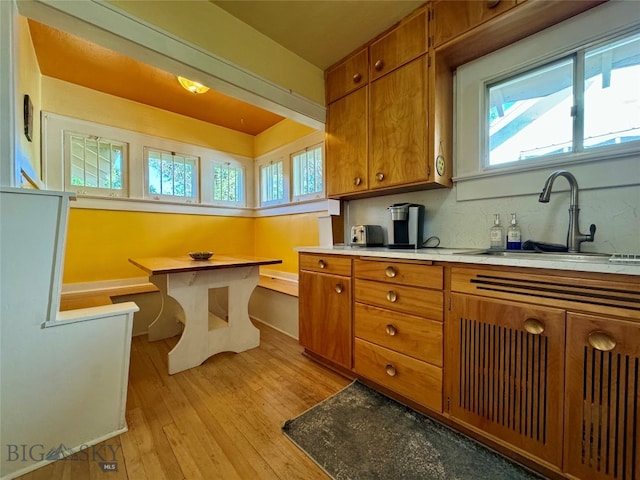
[147,274,184,341]
[158,265,261,374]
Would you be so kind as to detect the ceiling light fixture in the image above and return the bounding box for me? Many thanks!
[177,76,209,94]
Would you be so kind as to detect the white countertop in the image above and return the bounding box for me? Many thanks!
[296,245,640,276]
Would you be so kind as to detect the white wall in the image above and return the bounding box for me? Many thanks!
[344,182,640,254]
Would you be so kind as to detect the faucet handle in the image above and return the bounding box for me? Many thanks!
[589,223,596,241]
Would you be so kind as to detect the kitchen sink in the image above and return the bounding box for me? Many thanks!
[468,250,613,263]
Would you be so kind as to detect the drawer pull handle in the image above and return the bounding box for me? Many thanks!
[588,331,616,352]
[486,0,501,8]
[353,73,362,83]
[523,318,544,335]
[353,176,362,186]
[386,291,398,303]
[374,60,384,71]
[375,172,385,181]
[335,284,344,294]
[385,266,397,278]
[385,324,397,336]
[318,259,326,269]
[385,364,397,377]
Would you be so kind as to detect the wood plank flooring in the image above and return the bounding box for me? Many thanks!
[17,322,349,480]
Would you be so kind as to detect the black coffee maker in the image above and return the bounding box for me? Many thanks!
[387,203,424,249]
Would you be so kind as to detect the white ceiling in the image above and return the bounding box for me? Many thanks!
[212,1,425,70]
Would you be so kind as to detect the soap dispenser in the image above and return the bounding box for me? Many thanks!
[490,214,504,250]
[506,213,522,250]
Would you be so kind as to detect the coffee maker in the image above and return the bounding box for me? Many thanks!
[387,203,424,249]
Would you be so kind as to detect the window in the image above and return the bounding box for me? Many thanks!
[486,31,640,167]
[64,131,127,196]
[259,159,285,206]
[212,161,244,205]
[292,143,324,201]
[145,148,198,202]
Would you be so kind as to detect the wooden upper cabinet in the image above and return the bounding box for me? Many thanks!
[369,56,429,189]
[432,0,518,48]
[369,9,428,81]
[326,86,368,197]
[325,48,368,104]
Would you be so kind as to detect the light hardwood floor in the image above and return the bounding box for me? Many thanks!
[17,322,350,480]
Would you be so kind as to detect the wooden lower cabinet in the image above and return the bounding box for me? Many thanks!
[448,293,566,468]
[564,312,640,480]
[354,337,443,411]
[298,270,352,369]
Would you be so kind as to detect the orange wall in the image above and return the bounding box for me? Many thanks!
[64,209,254,283]
[254,213,319,274]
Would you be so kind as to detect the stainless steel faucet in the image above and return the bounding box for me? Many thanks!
[539,170,596,253]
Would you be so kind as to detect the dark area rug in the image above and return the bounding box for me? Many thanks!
[282,380,546,480]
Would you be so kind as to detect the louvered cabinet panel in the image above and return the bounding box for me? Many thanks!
[564,313,640,480]
[448,293,566,467]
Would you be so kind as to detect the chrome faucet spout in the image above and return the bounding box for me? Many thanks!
[538,170,595,253]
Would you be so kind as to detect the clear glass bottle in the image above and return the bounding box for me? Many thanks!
[506,213,522,250]
[490,214,504,249]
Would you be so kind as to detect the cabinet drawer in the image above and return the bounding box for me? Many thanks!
[355,279,443,320]
[355,338,442,411]
[369,9,427,81]
[355,303,442,366]
[354,259,442,289]
[299,254,351,276]
[326,48,368,104]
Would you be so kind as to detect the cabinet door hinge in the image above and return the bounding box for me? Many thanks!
[448,297,452,311]
[447,396,451,411]
[428,55,432,68]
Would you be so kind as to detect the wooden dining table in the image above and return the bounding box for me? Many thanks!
[129,254,282,374]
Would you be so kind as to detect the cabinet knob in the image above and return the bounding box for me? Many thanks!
[335,284,344,294]
[386,290,398,303]
[384,266,397,278]
[375,172,385,182]
[486,0,501,8]
[318,259,326,269]
[374,59,384,71]
[385,324,397,336]
[352,73,362,83]
[385,364,397,377]
[523,318,545,335]
[588,331,617,352]
[353,176,362,186]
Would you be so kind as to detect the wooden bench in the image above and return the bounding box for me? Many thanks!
[60,283,158,311]
[258,274,298,297]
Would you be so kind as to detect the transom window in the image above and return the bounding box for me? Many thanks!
[212,161,244,204]
[64,132,127,196]
[487,30,640,167]
[292,143,324,201]
[145,148,198,202]
[260,159,285,206]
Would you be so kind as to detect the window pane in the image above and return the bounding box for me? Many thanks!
[292,145,323,197]
[147,149,197,199]
[213,163,243,203]
[488,58,574,165]
[261,160,284,204]
[584,33,640,149]
[68,133,124,191]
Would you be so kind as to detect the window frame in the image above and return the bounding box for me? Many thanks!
[291,141,325,203]
[206,158,246,207]
[63,130,128,197]
[454,2,640,201]
[143,147,199,204]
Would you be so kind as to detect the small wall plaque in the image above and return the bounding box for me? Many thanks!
[23,94,33,142]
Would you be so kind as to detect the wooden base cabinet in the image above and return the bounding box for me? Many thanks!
[448,293,566,468]
[564,313,640,480]
[298,254,352,369]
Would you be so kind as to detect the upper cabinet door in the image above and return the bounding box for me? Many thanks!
[325,48,368,104]
[369,56,428,189]
[369,10,428,81]
[432,0,517,48]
